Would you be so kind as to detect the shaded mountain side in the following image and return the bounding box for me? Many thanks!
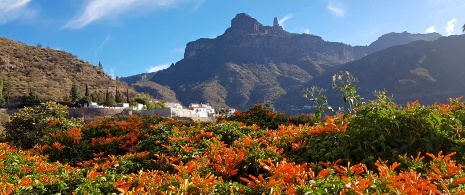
[276,34,465,115]
[0,37,142,103]
[122,13,447,113]
[147,13,444,111]
[150,13,367,110]
[367,31,442,53]
[121,72,157,85]
[131,80,179,103]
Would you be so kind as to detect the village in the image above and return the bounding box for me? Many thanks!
[74,101,237,121]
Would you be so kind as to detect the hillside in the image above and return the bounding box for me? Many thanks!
[325,34,465,105]
[0,37,141,103]
[131,80,179,103]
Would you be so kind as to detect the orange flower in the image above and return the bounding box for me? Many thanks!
[52,142,66,150]
[19,177,34,187]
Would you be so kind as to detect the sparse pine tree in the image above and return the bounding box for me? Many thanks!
[0,80,5,106]
[115,87,122,103]
[70,83,80,103]
[126,88,130,103]
[98,61,103,69]
[85,84,89,97]
[104,89,116,106]
[3,81,11,103]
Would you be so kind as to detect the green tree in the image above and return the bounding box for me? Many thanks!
[0,80,5,107]
[70,83,80,103]
[85,84,89,97]
[3,81,11,103]
[104,89,116,106]
[115,87,122,103]
[21,90,42,105]
[98,61,103,69]
[4,102,72,149]
[126,88,130,103]
[463,24,465,33]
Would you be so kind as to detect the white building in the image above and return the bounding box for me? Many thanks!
[189,103,215,118]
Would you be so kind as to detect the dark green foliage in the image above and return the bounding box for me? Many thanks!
[20,90,42,106]
[70,83,80,103]
[4,101,74,149]
[226,104,287,130]
[342,92,465,167]
[104,89,116,106]
[115,87,122,103]
[226,103,316,129]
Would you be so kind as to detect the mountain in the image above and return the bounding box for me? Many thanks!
[131,80,179,103]
[123,13,445,112]
[324,34,465,105]
[0,37,141,103]
[366,31,441,53]
[147,13,365,110]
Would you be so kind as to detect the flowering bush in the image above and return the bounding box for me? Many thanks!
[2,96,465,194]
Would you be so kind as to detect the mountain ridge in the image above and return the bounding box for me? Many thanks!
[121,13,444,113]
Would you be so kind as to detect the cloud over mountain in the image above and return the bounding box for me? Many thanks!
[0,0,32,25]
[64,0,192,29]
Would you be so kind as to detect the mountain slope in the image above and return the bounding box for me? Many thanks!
[0,37,141,103]
[329,34,465,105]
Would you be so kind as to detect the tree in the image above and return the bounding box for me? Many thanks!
[104,89,116,106]
[3,81,12,103]
[0,80,5,107]
[85,84,89,97]
[21,90,42,105]
[115,87,122,103]
[126,88,130,103]
[4,102,72,149]
[98,61,103,69]
[70,83,80,103]
[463,24,465,33]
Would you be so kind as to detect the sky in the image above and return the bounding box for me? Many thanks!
[0,0,463,78]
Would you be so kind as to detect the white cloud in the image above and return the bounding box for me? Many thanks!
[170,48,185,54]
[64,0,189,29]
[278,14,293,26]
[425,26,437,33]
[147,64,170,73]
[109,68,116,79]
[446,18,457,35]
[94,34,112,56]
[0,0,32,25]
[304,29,310,34]
[327,3,346,17]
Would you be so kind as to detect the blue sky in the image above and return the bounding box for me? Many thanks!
[0,0,463,77]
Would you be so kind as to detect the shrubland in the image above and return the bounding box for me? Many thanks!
[2,73,465,194]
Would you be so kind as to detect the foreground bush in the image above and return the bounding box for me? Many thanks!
[2,95,465,194]
[3,101,83,149]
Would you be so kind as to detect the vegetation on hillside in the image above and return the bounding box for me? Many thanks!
[0,37,144,105]
[2,71,465,193]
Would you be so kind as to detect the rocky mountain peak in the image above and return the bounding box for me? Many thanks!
[225,13,287,36]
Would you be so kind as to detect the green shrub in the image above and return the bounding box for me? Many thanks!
[3,101,77,149]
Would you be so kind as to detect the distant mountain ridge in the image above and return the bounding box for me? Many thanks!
[120,13,457,114]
